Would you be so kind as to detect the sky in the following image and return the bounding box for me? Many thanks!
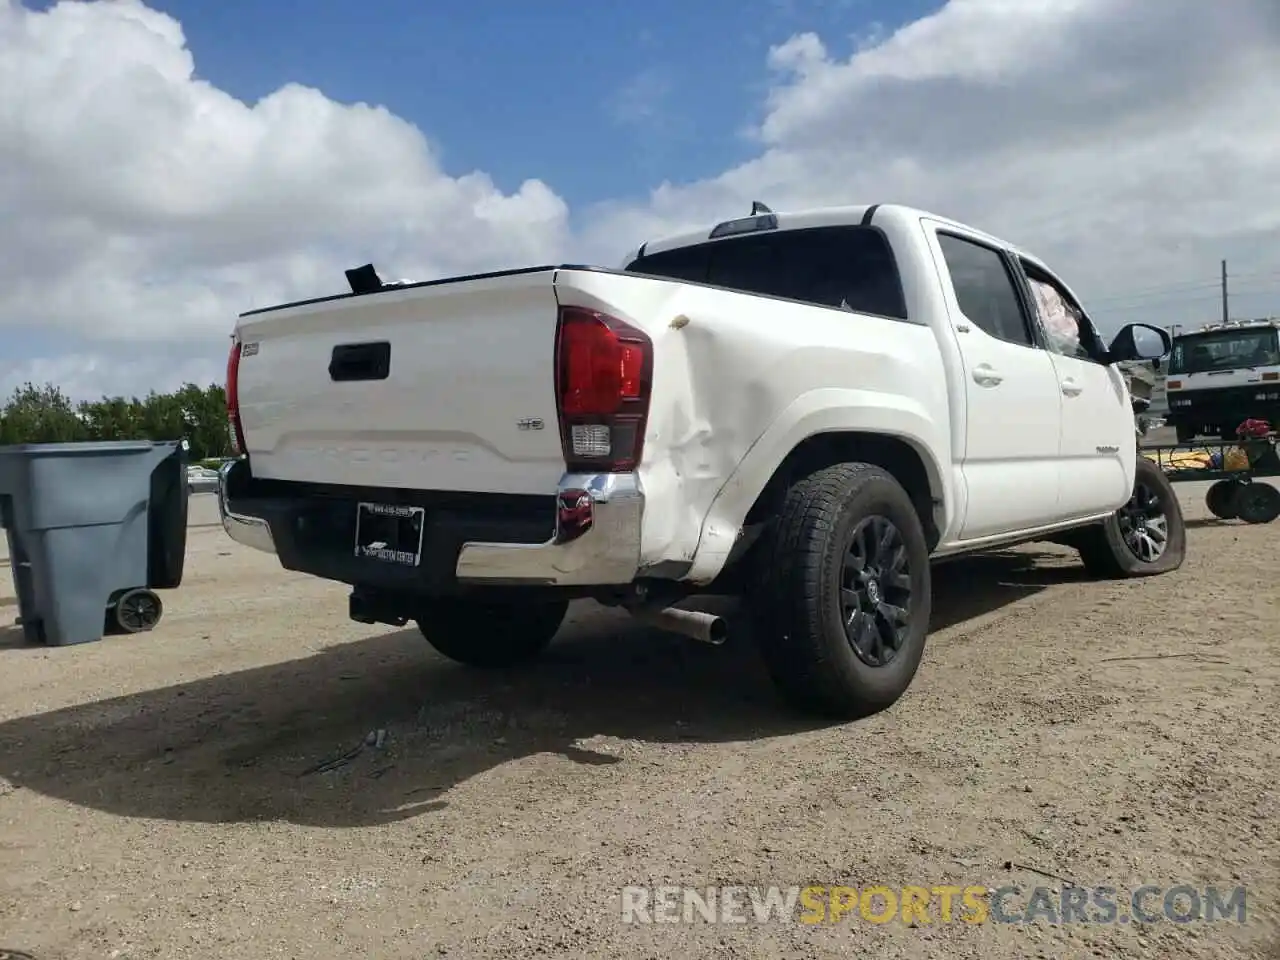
[2,0,1280,400]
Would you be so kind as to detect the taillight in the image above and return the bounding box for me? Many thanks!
[1166,380,1182,390]
[226,337,246,456]
[554,305,653,472]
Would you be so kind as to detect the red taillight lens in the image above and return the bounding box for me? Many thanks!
[560,315,645,415]
[226,338,246,456]
[555,306,652,472]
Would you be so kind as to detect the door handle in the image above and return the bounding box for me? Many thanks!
[329,341,391,382]
[972,364,1003,387]
[1061,378,1083,397]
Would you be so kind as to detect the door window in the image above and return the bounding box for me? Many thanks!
[1021,263,1104,362]
[936,234,1036,347]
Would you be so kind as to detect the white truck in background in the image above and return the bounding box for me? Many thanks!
[1163,317,1280,442]
[217,202,1183,719]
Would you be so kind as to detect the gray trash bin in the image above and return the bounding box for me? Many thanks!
[0,440,189,646]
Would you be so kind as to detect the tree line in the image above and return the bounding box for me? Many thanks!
[0,382,233,463]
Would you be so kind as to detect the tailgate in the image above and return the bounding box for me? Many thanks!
[234,269,566,495]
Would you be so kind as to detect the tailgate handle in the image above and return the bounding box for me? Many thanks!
[329,341,391,382]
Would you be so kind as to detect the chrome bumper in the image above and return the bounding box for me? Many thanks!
[217,459,276,555]
[216,460,643,585]
[455,471,644,585]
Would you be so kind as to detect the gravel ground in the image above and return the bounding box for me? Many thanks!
[1,485,1277,959]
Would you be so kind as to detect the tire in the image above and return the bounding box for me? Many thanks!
[1205,479,1243,520]
[112,588,164,633]
[1076,457,1186,577]
[416,598,568,668]
[749,462,931,721]
[1174,423,1196,444]
[1234,482,1280,524]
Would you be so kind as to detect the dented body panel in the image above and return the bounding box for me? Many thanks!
[227,202,1142,589]
[553,266,952,579]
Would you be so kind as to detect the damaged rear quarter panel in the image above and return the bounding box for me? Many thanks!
[555,271,950,578]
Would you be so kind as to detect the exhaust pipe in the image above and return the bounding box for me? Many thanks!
[630,606,728,645]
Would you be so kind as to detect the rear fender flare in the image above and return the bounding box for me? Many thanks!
[684,388,952,583]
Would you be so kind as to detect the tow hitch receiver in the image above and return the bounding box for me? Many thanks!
[349,588,410,627]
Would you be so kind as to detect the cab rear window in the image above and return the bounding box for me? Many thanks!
[625,225,909,321]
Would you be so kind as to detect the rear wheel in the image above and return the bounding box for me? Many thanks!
[1174,423,1196,444]
[417,598,568,668]
[1076,457,1186,577]
[749,462,931,720]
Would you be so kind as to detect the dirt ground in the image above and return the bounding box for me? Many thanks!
[1,484,1277,959]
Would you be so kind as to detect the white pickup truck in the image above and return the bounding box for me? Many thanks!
[217,202,1183,719]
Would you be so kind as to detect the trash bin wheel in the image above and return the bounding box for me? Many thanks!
[113,588,164,633]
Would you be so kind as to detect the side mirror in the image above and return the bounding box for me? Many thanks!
[1108,322,1171,363]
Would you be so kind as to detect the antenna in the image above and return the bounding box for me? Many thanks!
[750,201,773,216]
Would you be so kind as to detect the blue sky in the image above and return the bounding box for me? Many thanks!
[128,0,938,212]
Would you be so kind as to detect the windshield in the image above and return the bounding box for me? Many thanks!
[1167,328,1280,374]
[624,225,909,321]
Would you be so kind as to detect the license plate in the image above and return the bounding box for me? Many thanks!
[354,502,425,566]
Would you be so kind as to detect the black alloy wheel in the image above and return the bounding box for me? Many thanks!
[839,515,912,667]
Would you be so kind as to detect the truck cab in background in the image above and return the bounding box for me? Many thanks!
[1164,318,1280,442]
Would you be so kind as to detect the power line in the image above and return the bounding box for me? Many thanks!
[1084,268,1280,307]
[1100,284,1280,314]
[1091,283,1280,311]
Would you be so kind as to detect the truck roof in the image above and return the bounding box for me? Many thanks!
[627,202,1050,272]
[1176,317,1280,337]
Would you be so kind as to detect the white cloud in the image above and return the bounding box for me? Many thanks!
[0,349,218,402]
[582,0,1280,333]
[0,0,570,350]
[3,0,1280,399]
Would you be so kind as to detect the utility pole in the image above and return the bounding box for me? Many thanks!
[1221,259,1229,324]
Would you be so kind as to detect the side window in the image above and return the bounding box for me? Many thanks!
[626,226,909,321]
[1021,264,1102,362]
[706,227,908,320]
[936,234,1035,347]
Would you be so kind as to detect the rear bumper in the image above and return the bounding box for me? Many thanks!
[217,460,276,554]
[1165,386,1280,425]
[455,471,643,585]
[216,459,644,588]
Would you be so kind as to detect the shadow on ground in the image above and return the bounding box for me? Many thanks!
[0,550,1081,828]
[0,624,26,649]
[1183,517,1248,530]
